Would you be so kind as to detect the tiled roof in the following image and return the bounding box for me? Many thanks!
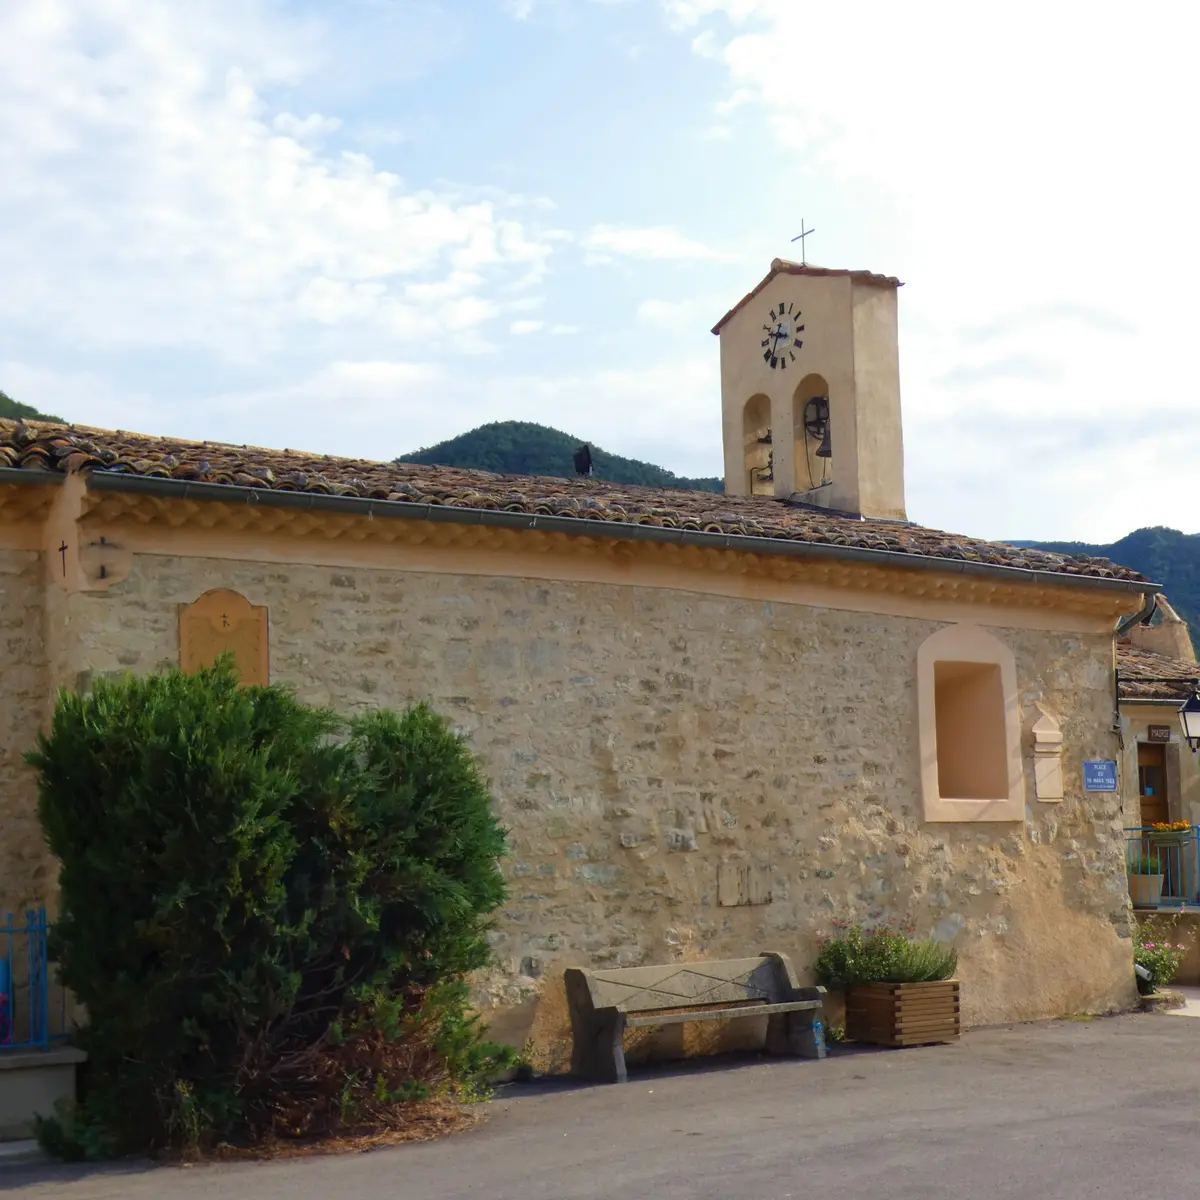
[1117,642,1200,700]
[0,418,1149,585]
[711,259,904,334]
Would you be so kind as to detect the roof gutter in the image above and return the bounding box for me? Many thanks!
[0,466,64,487]
[84,470,1160,598]
[1115,591,1159,637]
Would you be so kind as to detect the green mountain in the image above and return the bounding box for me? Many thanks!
[397,421,723,493]
[1018,527,1200,641]
[0,389,61,422]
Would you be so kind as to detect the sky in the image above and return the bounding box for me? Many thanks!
[2,0,1198,543]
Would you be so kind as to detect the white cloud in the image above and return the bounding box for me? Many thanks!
[461,357,722,476]
[663,0,761,30]
[5,348,723,482]
[583,224,735,263]
[192,361,448,456]
[550,324,580,336]
[510,319,545,335]
[1,357,450,454]
[200,356,721,475]
[636,296,719,330]
[0,1,554,362]
[0,361,162,435]
[272,112,342,140]
[505,0,640,21]
[664,0,1200,540]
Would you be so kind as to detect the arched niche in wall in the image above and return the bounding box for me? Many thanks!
[742,393,773,496]
[178,588,269,687]
[792,373,831,495]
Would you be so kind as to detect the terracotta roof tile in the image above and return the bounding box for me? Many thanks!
[1117,642,1200,700]
[0,417,1148,585]
[711,258,904,334]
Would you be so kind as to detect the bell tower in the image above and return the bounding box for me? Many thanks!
[711,260,907,521]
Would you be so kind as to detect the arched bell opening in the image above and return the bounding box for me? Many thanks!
[792,374,831,494]
[742,393,773,496]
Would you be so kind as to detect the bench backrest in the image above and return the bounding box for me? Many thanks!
[565,953,801,1015]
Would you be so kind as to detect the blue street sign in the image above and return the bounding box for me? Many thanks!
[1083,760,1118,792]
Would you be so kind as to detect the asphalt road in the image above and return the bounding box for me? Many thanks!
[6,1013,1199,1199]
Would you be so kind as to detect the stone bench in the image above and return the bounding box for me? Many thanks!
[0,1046,87,1140]
[564,952,826,1082]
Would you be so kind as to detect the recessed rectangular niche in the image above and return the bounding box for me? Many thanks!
[933,660,1008,801]
[917,624,1025,823]
[718,862,773,907]
[179,588,269,687]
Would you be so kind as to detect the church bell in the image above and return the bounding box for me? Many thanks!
[804,396,832,458]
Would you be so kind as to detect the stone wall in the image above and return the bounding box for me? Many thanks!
[13,551,1139,1056]
[0,549,51,914]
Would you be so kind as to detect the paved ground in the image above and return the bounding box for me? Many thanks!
[5,1011,1200,1199]
[1166,983,1200,1017]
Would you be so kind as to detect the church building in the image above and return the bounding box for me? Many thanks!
[0,260,1160,1055]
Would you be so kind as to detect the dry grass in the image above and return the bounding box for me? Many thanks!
[194,1100,480,1163]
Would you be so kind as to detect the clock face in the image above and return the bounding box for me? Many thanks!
[761,301,805,370]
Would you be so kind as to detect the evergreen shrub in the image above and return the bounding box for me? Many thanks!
[814,922,957,988]
[28,660,512,1157]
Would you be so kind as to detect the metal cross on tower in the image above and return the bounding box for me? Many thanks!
[790,219,815,266]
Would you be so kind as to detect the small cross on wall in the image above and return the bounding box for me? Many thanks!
[58,541,68,577]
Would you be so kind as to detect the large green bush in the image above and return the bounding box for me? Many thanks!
[28,660,511,1157]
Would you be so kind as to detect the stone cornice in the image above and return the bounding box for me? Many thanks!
[70,487,1138,630]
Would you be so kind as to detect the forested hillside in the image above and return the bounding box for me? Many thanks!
[1019,527,1200,640]
[398,421,723,492]
[0,389,61,422]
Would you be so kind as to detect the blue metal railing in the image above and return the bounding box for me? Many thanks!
[0,908,68,1050]
[1126,827,1200,909]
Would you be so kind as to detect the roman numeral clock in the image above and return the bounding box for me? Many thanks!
[761,302,804,370]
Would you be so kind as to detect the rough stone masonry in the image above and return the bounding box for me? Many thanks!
[0,548,1138,1062]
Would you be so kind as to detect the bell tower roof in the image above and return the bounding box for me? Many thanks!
[711,259,903,335]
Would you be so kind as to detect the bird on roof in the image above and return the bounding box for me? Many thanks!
[573,444,593,477]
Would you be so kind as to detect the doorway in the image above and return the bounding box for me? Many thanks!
[1138,742,1169,826]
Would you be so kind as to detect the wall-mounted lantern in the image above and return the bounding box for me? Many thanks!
[1179,692,1200,753]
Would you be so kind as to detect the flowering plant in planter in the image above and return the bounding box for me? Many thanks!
[814,922,960,1047]
[1148,820,1192,846]
[1134,919,1191,995]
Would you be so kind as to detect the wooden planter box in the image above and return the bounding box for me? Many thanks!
[845,980,960,1047]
